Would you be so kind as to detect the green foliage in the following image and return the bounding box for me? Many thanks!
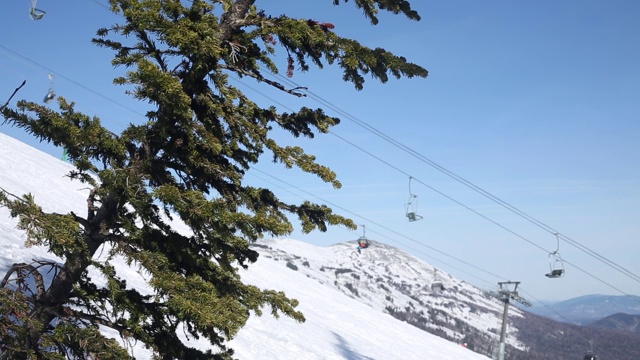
[0,0,427,358]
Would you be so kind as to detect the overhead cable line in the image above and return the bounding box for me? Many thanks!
[8,0,636,312]
[36,0,640,287]
[268,71,640,286]
[230,75,640,303]
[0,43,146,120]
[249,169,499,289]
[5,7,636,296]
[250,167,507,285]
[229,75,548,254]
[252,163,640,307]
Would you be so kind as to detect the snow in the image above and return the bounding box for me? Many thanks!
[0,132,490,359]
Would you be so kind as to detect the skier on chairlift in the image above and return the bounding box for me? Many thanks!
[355,225,370,254]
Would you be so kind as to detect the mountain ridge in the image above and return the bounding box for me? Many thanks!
[528,293,640,325]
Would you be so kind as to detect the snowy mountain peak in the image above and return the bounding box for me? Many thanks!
[250,238,526,356]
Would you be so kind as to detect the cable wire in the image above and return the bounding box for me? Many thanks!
[3,13,637,301]
[230,75,640,304]
[267,70,640,286]
[0,43,146,119]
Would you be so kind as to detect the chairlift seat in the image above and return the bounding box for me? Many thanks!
[431,282,444,291]
[545,269,564,278]
[30,8,46,20]
[357,237,369,249]
[406,211,423,222]
[43,90,55,103]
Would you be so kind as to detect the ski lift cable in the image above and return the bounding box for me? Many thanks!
[3,2,608,277]
[253,165,640,307]
[0,44,146,120]
[53,5,635,286]
[3,31,627,305]
[250,166,508,282]
[268,70,640,286]
[327,110,640,285]
[328,130,550,254]
[232,76,640,302]
[0,40,608,281]
[319,93,640,283]
[0,0,632,300]
[246,170,498,288]
[89,0,111,11]
[232,76,640,301]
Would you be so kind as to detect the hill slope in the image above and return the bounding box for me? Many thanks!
[250,238,525,357]
[0,131,488,359]
[4,132,640,359]
[588,313,640,334]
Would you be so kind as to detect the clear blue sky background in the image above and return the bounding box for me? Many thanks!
[1,0,638,302]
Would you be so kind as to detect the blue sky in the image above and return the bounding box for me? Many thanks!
[1,0,639,302]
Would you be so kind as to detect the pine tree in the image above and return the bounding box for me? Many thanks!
[0,0,427,358]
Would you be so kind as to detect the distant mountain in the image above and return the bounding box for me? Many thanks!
[588,313,640,334]
[527,294,640,325]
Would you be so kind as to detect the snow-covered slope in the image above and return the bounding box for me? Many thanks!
[0,132,490,359]
[250,239,526,356]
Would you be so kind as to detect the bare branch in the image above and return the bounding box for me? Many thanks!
[0,262,46,298]
[0,80,27,112]
[57,307,129,334]
[220,64,307,97]
[0,186,28,203]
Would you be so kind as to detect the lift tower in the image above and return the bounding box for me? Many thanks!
[489,281,531,360]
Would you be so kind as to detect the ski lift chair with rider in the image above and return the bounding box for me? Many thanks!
[356,225,370,253]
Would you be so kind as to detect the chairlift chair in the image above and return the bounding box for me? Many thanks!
[43,73,55,103]
[545,252,565,278]
[29,0,45,20]
[357,236,369,249]
[431,282,444,291]
[583,340,597,360]
[356,225,370,249]
[431,268,444,291]
[29,7,45,20]
[545,234,565,278]
[43,89,55,103]
[405,177,423,222]
[545,234,564,279]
